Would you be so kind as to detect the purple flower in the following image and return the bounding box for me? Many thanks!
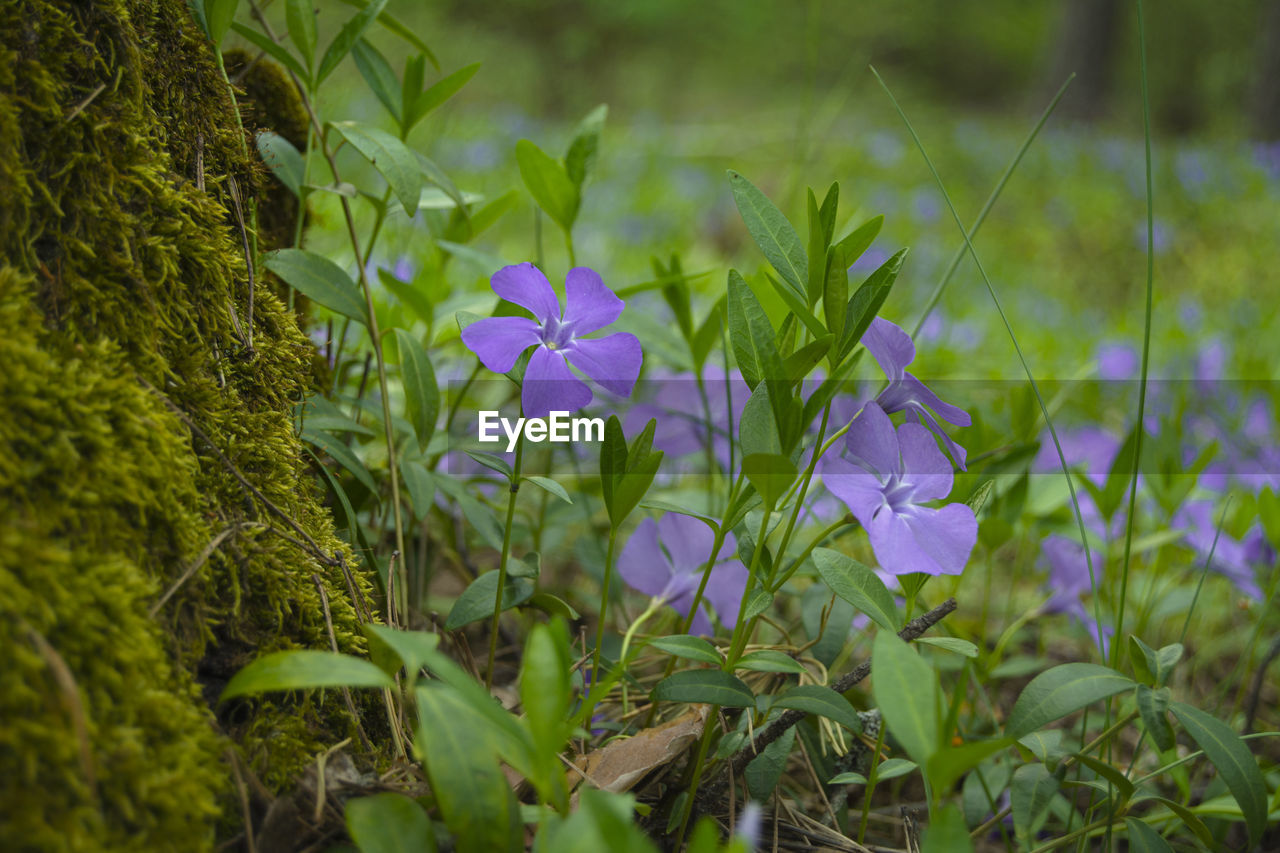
[1041,535,1111,653]
[461,263,642,419]
[821,402,977,576]
[1097,343,1139,381]
[849,247,890,275]
[862,316,971,469]
[625,364,749,473]
[617,514,748,635]
[1175,501,1263,600]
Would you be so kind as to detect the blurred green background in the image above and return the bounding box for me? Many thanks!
[283,0,1280,381]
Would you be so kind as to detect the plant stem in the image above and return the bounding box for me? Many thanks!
[486,436,524,688]
[583,524,619,723]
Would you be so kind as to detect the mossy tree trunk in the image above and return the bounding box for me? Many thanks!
[1,1,376,849]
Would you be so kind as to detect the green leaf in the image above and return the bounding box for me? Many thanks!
[782,334,832,382]
[919,803,974,853]
[689,297,725,370]
[728,171,807,296]
[393,329,438,452]
[445,571,536,631]
[1136,685,1175,752]
[230,22,309,83]
[742,453,796,510]
[872,631,940,765]
[331,121,422,216]
[637,499,718,532]
[1130,636,1183,687]
[363,624,440,685]
[1170,701,1267,847]
[1004,663,1135,739]
[528,592,579,621]
[647,635,722,666]
[432,473,505,550]
[745,725,795,800]
[465,450,513,481]
[1010,763,1059,845]
[508,552,540,579]
[316,0,388,85]
[415,685,523,853]
[264,249,367,324]
[652,670,754,708]
[1071,751,1134,802]
[926,738,1014,795]
[828,771,867,786]
[772,684,863,732]
[285,0,317,69]
[398,459,435,522]
[726,270,782,393]
[521,622,572,801]
[836,248,905,364]
[812,548,900,632]
[516,139,578,232]
[873,757,918,782]
[822,247,848,344]
[734,650,807,675]
[738,384,782,460]
[524,475,572,504]
[407,63,481,130]
[302,428,379,496]
[741,588,773,622]
[204,0,239,46]
[805,188,828,306]
[256,132,304,198]
[220,650,393,700]
[336,0,438,69]
[352,39,402,123]
[916,637,979,658]
[564,104,608,188]
[346,793,435,853]
[1123,818,1175,853]
[834,214,884,271]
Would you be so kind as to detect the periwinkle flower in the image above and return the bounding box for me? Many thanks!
[863,316,971,469]
[1175,501,1263,600]
[822,402,977,576]
[617,514,748,635]
[1041,535,1111,653]
[1097,343,1139,381]
[461,263,642,419]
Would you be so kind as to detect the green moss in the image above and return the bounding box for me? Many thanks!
[0,1,378,849]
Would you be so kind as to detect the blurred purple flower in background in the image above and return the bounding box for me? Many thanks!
[863,316,971,469]
[822,402,977,576]
[617,514,748,634]
[1097,343,1139,381]
[1195,338,1227,384]
[1041,535,1111,653]
[848,247,890,275]
[625,364,749,472]
[461,263,642,418]
[1133,219,1171,254]
[1174,501,1263,600]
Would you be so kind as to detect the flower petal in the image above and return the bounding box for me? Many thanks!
[869,504,976,576]
[566,332,643,397]
[821,456,888,529]
[905,407,969,471]
[617,518,671,598]
[842,402,901,477]
[492,262,561,322]
[704,561,749,630]
[863,316,915,381]
[898,374,971,427]
[896,422,954,501]
[522,345,592,419]
[657,513,718,575]
[460,316,541,373]
[563,267,624,335]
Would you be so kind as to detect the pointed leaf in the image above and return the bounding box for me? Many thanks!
[1005,664,1134,739]
[393,328,438,452]
[564,104,608,188]
[1169,701,1267,847]
[516,139,578,232]
[772,684,863,732]
[331,121,422,216]
[652,670,754,708]
[264,249,367,323]
[728,171,807,296]
[220,650,393,700]
[285,0,318,69]
[648,635,722,666]
[256,131,304,197]
[317,0,388,85]
[445,571,536,631]
[1010,763,1059,845]
[408,62,481,130]
[812,548,900,632]
[352,39,402,123]
[872,631,941,765]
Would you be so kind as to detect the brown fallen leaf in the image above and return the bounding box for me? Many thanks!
[572,704,711,798]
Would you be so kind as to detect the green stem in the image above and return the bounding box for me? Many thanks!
[726,504,775,665]
[584,525,619,723]
[486,436,524,688]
